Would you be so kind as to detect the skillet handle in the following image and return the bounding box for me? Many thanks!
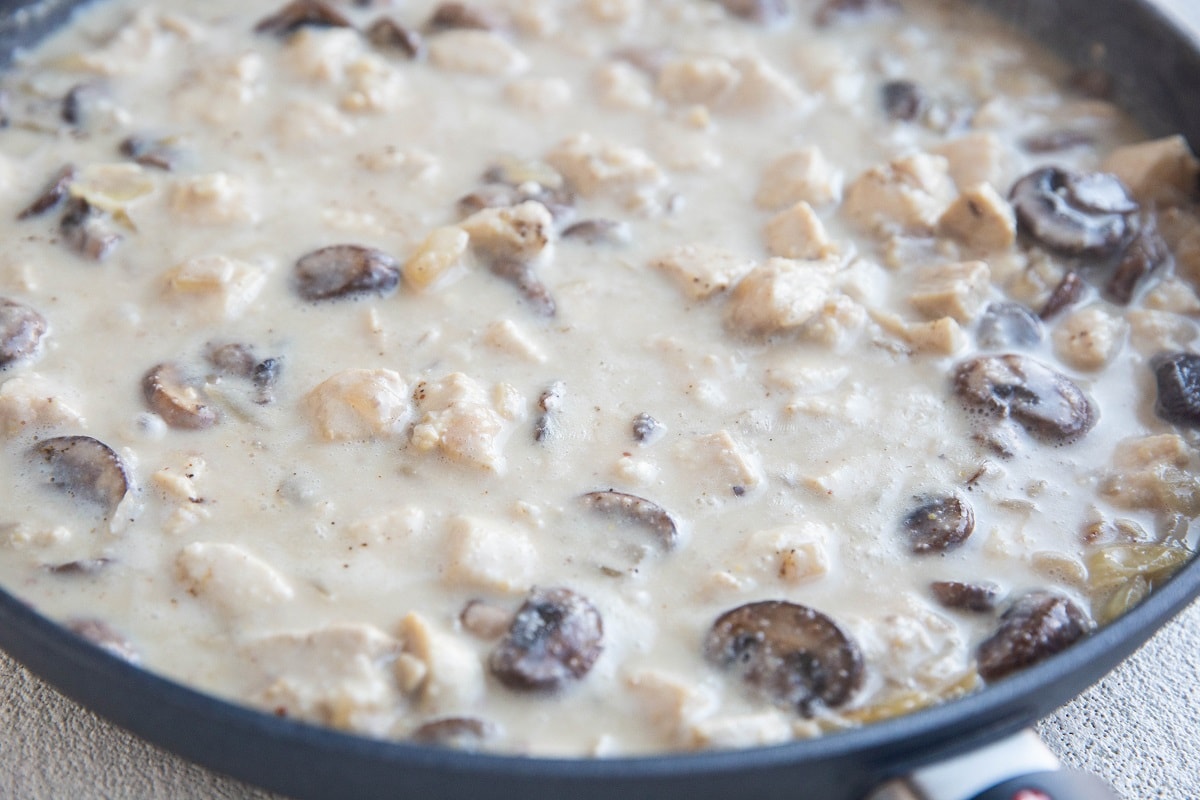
[865,729,1120,800]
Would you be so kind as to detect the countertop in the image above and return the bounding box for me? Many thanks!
[2,1,1200,798]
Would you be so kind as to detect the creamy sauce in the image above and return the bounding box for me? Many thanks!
[0,0,1198,756]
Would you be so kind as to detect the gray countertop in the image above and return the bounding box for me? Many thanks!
[3,1,1200,798]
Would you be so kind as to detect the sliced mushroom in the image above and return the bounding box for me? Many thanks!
[1152,352,1200,428]
[0,298,48,369]
[611,46,674,76]
[60,198,122,261]
[413,717,499,749]
[17,164,76,220]
[205,342,258,376]
[61,81,106,127]
[930,580,1001,612]
[118,135,180,171]
[953,354,1096,443]
[1039,270,1084,320]
[582,490,678,550]
[65,618,139,663]
[561,219,631,246]
[880,80,926,122]
[426,2,505,32]
[715,0,790,25]
[976,591,1091,682]
[976,302,1042,349]
[47,558,112,576]
[1020,130,1095,154]
[143,362,218,429]
[631,412,665,444]
[1009,167,1137,257]
[458,182,574,225]
[533,381,565,443]
[704,601,864,717]
[32,436,131,515]
[488,258,556,317]
[489,587,604,691]
[1106,221,1170,304]
[254,0,352,36]
[814,0,899,27]
[902,494,975,554]
[365,17,425,59]
[293,245,401,301]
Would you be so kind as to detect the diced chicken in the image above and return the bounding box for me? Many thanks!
[651,244,756,300]
[174,52,264,125]
[650,123,722,172]
[675,430,763,501]
[754,146,842,210]
[404,226,470,290]
[934,132,1006,191]
[871,310,966,355]
[1127,309,1199,357]
[593,62,655,110]
[340,55,407,114]
[304,369,411,442]
[1102,135,1200,207]
[740,522,832,584]
[1101,434,1200,515]
[396,612,485,712]
[505,77,572,111]
[908,260,992,323]
[725,257,839,336]
[0,374,85,436]
[763,364,849,396]
[856,601,965,690]
[584,0,643,24]
[763,201,837,260]
[625,669,718,741]
[689,711,792,750]
[243,624,400,733]
[1052,305,1128,371]
[843,153,956,235]
[428,31,529,76]
[411,373,514,471]
[656,56,741,106]
[176,542,294,616]
[271,99,356,151]
[443,515,538,593]
[357,147,440,181]
[169,173,257,226]
[282,28,364,83]
[460,200,555,261]
[483,319,547,363]
[1143,277,1200,316]
[545,133,665,199]
[348,506,427,546]
[937,184,1016,254]
[165,254,268,319]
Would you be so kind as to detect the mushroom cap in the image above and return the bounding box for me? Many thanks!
[1009,167,1136,257]
[953,354,1096,443]
[976,591,1092,682]
[489,587,604,691]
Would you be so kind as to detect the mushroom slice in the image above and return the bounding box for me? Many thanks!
[582,490,679,550]
[1009,167,1136,257]
[953,354,1096,443]
[365,18,425,59]
[880,80,926,122]
[17,164,76,220]
[716,0,790,25]
[143,362,218,430]
[60,198,122,261]
[293,245,401,301]
[47,558,112,576]
[412,717,499,749]
[533,380,565,442]
[0,298,48,369]
[561,219,631,246]
[1152,352,1200,428]
[902,494,975,554]
[1106,221,1170,305]
[253,0,352,36]
[1039,270,1084,320]
[631,412,665,444]
[704,601,864,717]
[976,591,1092,682]
[930,580,1001,612]
[488,258,556,317]
[489,587,604,691]
[118,135,180,171]
[976,302,1042,349]
[426,2,505,32]
[65,618,140,664]
[32,435,131,515]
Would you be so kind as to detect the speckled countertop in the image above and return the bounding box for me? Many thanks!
[2,1,1200,798]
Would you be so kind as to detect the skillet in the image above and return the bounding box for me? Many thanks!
[0,0,1198,797]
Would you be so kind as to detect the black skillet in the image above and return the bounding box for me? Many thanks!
[0,1,1198,798]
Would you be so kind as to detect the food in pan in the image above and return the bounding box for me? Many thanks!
[0,0,1197,755]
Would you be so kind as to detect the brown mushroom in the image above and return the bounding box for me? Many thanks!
[582,490,679,550]
[293,244,401,301]
[704,601,864,717]
[65,618,139,663]
[254,0,352,36]
[61,81,106,128]
[118,135,180,171]
[902,494,975,554]
[143,362,218,430]
[60,198,122,261]
[426,2,505,32]
[715,0,790,25]
[1152,352,1200,428]
[953,354,1096,443]
[488,258,556,317]
[1039,270,1085,320]
[0,298,48,369]
[930,580,1001,612]
[412,717,499,749]
[561,219,631,246]
[31,436,131,515]
[533,381,565,442]
[880,80,926,122]
[1106,221,1170,304]
[489,587,604,691]
[976,591,1092,682]
[365,18,425,59]
[17,164,76,220]
[631,413,665,444]
[47,558,112,576]
[1009,167,1137,257]
[976,302,1042,349]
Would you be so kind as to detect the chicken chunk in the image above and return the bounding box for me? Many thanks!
[176,542,294,617]
[411,373,517,471]
[443,515,539,593]
[843,153,956,235]
[304,369,411,442]
[651,244,756,300]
